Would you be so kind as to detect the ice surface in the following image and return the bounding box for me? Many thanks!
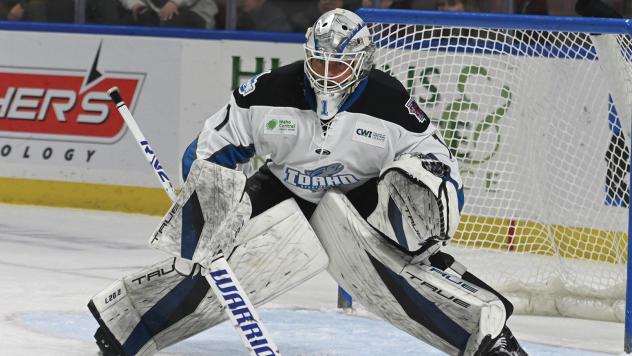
[0,204,623,355]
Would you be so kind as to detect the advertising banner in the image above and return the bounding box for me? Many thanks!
[0,27,627,230]
[0,29,302,213]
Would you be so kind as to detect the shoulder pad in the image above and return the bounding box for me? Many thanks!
[238,71,270,97]
[233,61,310,110]
[346,69,430,133]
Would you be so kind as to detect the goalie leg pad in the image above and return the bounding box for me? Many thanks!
[150,159,252,266]
[89,198,328,355]
[311,190,504,356]
[368,155,460,253]
[88,257,210,356]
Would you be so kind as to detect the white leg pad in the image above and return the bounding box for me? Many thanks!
[310,190,504,356]
[89,198,328,355]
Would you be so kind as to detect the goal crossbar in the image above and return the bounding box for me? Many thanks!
[359,8,632,34]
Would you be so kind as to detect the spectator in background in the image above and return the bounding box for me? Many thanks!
[576,0,622,17]
[87,0,123,24]
[290,0,343,32]
[120,0,218,29]
[44,0,122,24]
[516,0,548,15]
[434,0,477,12]
[44,0,72,22]
[237,0,291,32]
[436,0,464,11]
[361,0,393,8]
[0,0,46,21]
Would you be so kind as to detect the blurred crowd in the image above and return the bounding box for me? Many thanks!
[0,0,630,31]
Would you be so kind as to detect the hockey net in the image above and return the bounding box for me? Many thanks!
[362,9,632,322]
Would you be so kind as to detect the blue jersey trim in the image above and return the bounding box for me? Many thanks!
[303,76,317,112]
[182,138,199,180]
[339,77,368,112]
[456,188,464,213]
[207,144,256,169]
[445,176,464,212]
[303,75,368,115]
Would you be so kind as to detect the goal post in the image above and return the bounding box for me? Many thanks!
[357,7,632,349]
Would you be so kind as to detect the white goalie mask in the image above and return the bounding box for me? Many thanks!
[304,9,375,119]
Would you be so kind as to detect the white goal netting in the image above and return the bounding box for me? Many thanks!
[366,12,632,322]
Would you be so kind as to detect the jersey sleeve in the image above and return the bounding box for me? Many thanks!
[181,65,305,181]
[181,93,256,180]
[392,100,465,212]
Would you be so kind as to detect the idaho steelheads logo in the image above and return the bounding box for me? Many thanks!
[284,163,360,192]
[0,42,144,143]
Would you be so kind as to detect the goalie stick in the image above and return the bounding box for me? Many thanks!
[107,87,280,356]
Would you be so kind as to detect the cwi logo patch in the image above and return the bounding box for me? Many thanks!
[0,42,144,143]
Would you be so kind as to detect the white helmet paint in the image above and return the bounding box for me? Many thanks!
[304,9,375,120]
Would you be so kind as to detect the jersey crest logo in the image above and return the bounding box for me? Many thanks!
[238,71,270,96]
[284,163,360,192]
[405,97,429,125]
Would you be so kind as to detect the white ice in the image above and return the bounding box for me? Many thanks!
[0,203,624,355]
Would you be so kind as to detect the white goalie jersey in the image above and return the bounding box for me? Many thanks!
[190,61,463,206]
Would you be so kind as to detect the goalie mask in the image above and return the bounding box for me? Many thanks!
[304,9,375,120]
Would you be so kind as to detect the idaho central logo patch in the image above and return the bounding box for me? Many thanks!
[263,115,297,135]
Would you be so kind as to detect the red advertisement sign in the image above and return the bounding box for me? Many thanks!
[0,66,143,143]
